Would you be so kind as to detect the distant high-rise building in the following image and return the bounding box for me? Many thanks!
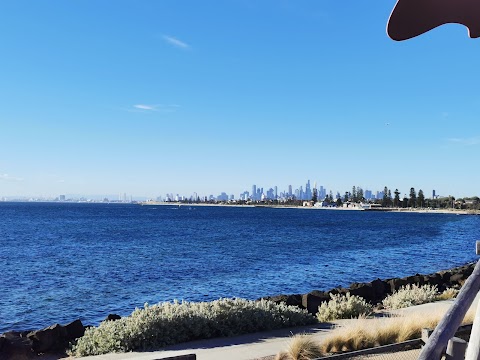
[319,186,326,200]
[252,185,257,200]
[432,190,436,199]
[305,180,312,200]
[274,186,278,199]
[288,185,292,196]
[59,195,66,202]
[266,188,274,199]
[365,190,372,199]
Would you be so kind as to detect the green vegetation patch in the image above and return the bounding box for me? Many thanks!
[382,284,438,310]
[317,293,373,322]
[70,298,316,356]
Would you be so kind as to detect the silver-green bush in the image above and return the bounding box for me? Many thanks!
[382,284,438,310]
[316,293,373,322]
[436,287,459,301]
[70,298,316,356]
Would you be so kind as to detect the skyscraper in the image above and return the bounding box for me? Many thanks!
[252,185,257,201]
[305,180,311,200]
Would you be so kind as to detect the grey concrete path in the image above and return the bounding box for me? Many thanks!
[75,298,471,360]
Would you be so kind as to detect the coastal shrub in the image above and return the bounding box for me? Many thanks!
[70,298,316,356]
[382,284,438,310]
[275,334,323,360]
[436,287,460,301]
[316,293,373,322]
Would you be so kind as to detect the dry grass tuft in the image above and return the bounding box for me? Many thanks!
[276,304,477,358]
[275,351,292,360]
[276,334,323,360]
[320,306,476,354]
[436,288,460,301]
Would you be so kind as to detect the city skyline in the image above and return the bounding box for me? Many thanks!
[1,179,468,203]
[1,1,480,199]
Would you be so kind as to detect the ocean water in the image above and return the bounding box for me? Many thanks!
[1,202,479,333]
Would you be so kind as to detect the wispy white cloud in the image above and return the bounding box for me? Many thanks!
[448,136,480,146]
[0,174,24,182]
[134,104,157,111]
[130,104,180,113]
[162,35,190,49]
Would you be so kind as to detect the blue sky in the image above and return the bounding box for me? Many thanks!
[1,0,479,199]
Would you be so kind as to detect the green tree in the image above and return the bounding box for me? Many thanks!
[408,187,416,208]
[382,186,389,207]
[416,189,425,208]
[357,187,364,202]
[352,186,357,202]
[336,197,343,207]
[344,192,349,203]
[402,196,408,208]
[393,189,401,207]
[312,188,318,203]
[387,190,392,207]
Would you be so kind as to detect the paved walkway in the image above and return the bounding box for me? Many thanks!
[76,298,470,360]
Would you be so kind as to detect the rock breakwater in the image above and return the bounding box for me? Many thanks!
[0,315,120,360]
[261,262,475,315]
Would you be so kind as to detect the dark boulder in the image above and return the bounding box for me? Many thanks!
[449,273,465,286]
[260,294,303,308]
[64,319,85,339]
[371,278,389,299]
[104,314,122,322]
[406,274,425,286]
[283,294,303,307]
[439,270,452,283]
[328,287,348,296]
[28,324,65,353]
[261,294,288,303]
[348,282,376,303]
[0,331,34,360]
[302,291,330,315]
[387,277,409,293]
[27,319,84,353]
[424,273,443,286]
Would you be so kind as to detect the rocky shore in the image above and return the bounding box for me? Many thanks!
[1,263,475,359]
[261,262,475,315]
[0,315,120,360]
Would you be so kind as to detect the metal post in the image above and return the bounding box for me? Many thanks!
[446,337,467,360]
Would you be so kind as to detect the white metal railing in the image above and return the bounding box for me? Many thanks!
[418,241,480,360]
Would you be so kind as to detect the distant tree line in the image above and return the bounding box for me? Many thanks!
[172,186,479,210]
[341,185,479,209]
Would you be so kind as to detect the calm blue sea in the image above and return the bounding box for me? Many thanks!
[1,202,479,333]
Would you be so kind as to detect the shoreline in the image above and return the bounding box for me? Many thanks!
[141,201,480,215]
